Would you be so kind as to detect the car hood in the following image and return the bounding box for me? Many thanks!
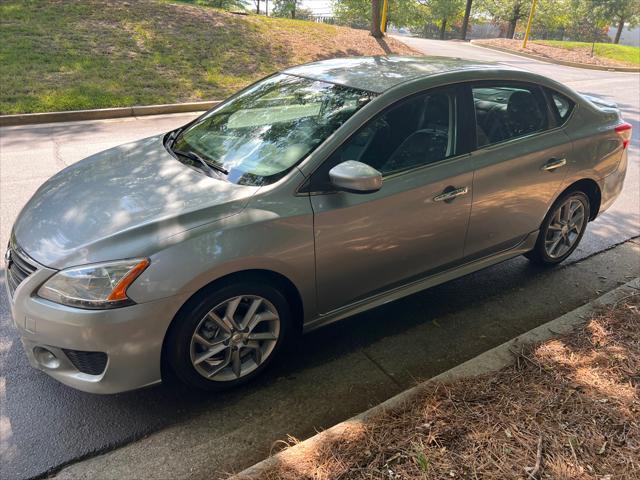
[13,135,259,269]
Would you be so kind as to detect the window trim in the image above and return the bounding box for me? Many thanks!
[299,84,472,194]
[467,80,551,151]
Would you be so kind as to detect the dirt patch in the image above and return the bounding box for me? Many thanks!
[247,17,414,65]
[475,38,637,68]
[256,295,640,479]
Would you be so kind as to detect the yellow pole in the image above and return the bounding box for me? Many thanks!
[380,0,389,34]
[522,0,538,48]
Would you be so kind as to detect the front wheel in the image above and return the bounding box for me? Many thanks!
[525,191,590,266]
[165,281,291,391]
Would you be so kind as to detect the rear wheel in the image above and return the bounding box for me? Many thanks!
[526,191,590,265]
[166,281,291,391]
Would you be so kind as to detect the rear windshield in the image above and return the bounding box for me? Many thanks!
[172,74,375,186]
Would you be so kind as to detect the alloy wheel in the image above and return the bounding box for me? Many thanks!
[544,196,586,259]
[189,295,280,381]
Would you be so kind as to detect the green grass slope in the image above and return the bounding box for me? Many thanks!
[535,40,640,66]
[0,0,416,114]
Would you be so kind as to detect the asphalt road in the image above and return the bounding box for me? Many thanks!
[0,39,639,480]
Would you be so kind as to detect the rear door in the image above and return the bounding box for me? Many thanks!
[463,81,572,259]
[306,87,475,313]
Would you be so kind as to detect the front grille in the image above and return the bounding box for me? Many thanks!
[62,349,108,375]
[6,246,37,297]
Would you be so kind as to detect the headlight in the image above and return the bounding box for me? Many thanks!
[37,258,150,309]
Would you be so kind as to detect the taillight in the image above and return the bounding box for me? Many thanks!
[615,122,632,149]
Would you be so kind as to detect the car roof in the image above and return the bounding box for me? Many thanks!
[282,55,508,93]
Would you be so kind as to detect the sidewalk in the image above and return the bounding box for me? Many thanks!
[51,239,640,480]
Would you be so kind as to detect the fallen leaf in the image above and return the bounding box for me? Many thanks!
[598,441,607,455]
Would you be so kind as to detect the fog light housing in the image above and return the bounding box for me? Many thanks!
[33,347,61,369]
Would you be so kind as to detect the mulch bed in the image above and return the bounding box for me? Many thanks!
[258,294,640,479]
[475,38,636,68]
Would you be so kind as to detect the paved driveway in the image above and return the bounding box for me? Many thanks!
[1,40,638,479]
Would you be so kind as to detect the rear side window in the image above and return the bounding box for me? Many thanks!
[472,84,548,147]
[547,89,575,125]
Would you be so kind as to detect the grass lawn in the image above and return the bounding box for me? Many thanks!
[0,0,416,114]
[535,40,640,66]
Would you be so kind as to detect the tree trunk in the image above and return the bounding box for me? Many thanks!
[292,3,296,19]
[439,18,447,40]
[256,0,260,14]
[614,17,625,44]
[371,0,383,38]
[507,19,517,39]
[461,0,473,40]
[506,2,520,39]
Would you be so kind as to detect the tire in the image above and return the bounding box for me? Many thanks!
[525,190,590,266]
[165,280,292,391]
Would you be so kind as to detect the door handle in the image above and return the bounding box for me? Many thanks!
[434,186,469,203]
[541,158,567,171]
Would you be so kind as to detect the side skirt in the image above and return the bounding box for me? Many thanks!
[302,230,539,333]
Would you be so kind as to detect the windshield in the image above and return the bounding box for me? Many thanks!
[171,73,376,186]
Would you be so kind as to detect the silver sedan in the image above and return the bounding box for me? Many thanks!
[6,56,630,393]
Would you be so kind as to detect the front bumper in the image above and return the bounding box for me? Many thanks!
[6,255,190,394]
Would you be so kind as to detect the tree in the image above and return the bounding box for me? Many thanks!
[333,0,371,29]
[371,0,383,38]
[568,0,610,51]
[333,0,428,31]
[476,0,531,38]
[533,0,572,39]
[273,0,303,18]
[419,0,465,39]
[393,0,431,29]
[461,0,473,40]
[598,0,640,43]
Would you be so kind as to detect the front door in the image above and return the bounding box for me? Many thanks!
[307,88,474,313]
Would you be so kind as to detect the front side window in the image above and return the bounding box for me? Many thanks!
[472,84,548,147]
[171,74,375,185]
[323,90,457,179]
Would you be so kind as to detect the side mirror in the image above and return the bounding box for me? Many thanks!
[329,160,383,194]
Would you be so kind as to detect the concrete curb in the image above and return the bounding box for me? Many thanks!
[232,278,640,479]
[470,40,640,72]
[0,100,220,127]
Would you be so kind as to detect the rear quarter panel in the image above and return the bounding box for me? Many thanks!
[563,101,625,181]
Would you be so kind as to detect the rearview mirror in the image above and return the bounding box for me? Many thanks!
[329,160,382,194]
